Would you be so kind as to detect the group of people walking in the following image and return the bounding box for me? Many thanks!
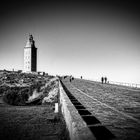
[70,76,74,82]
[101,77,108,84]
[65,75,108,84]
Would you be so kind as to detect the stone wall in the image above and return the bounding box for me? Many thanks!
[59,80,95,140]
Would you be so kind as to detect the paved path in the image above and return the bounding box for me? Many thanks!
[62,78,140,140]
[71,84,140,123]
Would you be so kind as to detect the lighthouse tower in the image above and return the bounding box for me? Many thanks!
[24,34,37,72]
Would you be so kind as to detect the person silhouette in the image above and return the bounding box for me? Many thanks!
[105,77,107,84]
[70,77,71,82]
[101,77,104,84]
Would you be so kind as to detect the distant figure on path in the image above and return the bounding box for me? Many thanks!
[81,76,82,79]
[101,77,104,84]
[105,77,107,84]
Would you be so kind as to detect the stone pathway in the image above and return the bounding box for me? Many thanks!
[62,78,140,140]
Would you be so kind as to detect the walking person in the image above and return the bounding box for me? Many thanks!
[70,77,71,82]
[101,77,104,84]
[105,77,107,84]
[70,76,72,82]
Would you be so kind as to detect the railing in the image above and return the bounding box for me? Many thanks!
[84,78,140,89]
[109,81,140,88]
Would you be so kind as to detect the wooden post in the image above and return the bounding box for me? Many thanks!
[54,103,58,113]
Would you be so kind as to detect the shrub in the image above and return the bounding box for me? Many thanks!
[3,87,30,105]
[0,85,10,95]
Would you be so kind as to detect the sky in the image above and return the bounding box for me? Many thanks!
[0,0,140,84]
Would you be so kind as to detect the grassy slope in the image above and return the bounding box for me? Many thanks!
[0,97,67,140]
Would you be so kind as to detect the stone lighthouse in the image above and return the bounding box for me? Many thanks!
[24,34,37,72]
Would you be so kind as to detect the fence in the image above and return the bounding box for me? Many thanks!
[109,81,140,88]
[84,78,140,89]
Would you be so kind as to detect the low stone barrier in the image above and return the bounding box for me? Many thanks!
[59,80,95,140]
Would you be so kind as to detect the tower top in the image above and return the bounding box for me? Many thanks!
[29,34,33,41]
[25,34,35,48]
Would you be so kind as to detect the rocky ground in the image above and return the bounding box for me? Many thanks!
[0,70,68,140]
